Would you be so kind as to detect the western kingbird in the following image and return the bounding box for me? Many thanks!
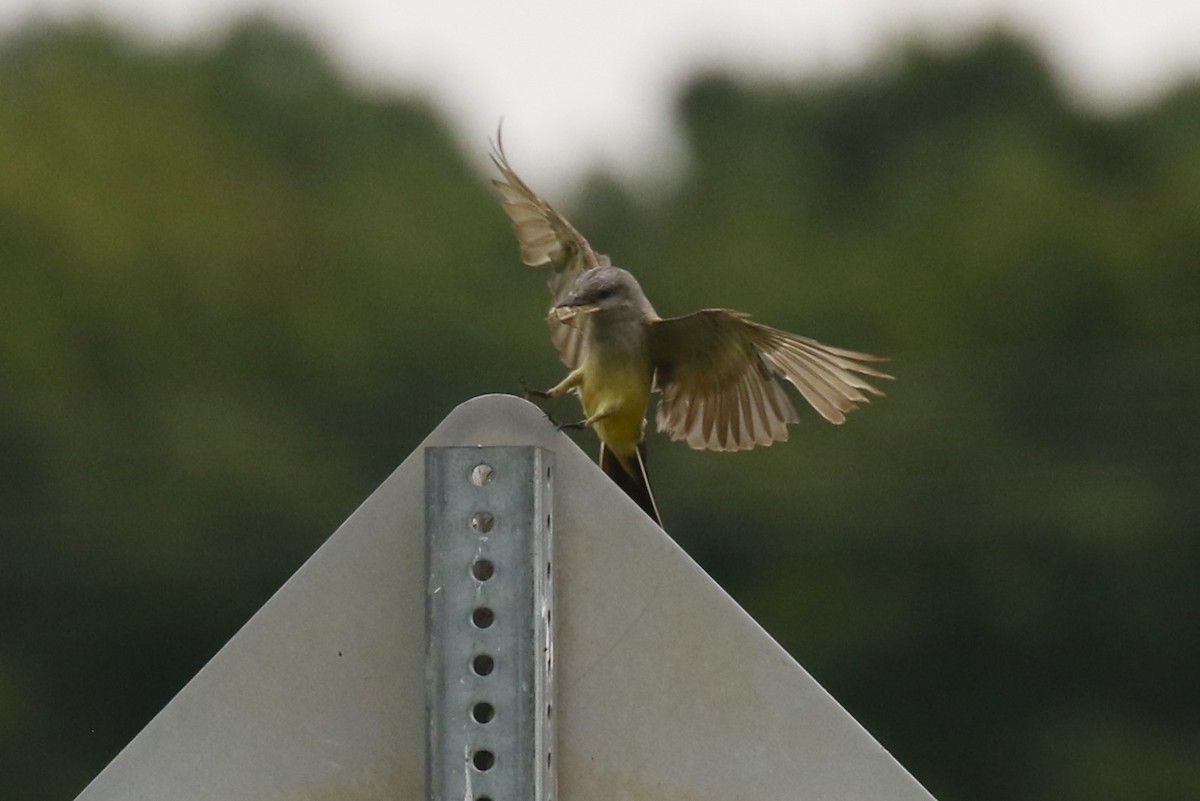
[490,135,892,527]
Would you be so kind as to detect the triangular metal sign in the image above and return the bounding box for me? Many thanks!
[75,394,935,801]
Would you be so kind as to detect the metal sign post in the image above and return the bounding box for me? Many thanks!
[425,447,555,801]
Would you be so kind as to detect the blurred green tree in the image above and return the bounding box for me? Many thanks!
[0,20,1196,801]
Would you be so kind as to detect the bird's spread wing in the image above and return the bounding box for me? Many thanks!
[648,310,893,451]
[490,131,608,367]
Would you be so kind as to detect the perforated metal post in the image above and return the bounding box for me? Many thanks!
[425,446,555,801]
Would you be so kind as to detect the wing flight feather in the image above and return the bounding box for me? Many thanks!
[649,310,892,452]
[490,130,607,368]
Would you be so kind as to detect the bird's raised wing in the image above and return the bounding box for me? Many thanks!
[490,132,608,367]
[648,310,893,451]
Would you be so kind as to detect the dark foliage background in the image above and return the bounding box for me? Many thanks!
[1,19,1197,801]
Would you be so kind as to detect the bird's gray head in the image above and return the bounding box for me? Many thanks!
[553,267,653,323]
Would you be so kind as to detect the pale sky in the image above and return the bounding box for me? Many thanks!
[3,0,1200,187]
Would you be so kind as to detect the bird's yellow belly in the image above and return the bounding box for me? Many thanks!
[578,358,652,458]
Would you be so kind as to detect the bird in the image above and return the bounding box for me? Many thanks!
[489,131,892,528]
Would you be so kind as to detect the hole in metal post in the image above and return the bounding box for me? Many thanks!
[471,559,495,581]
[470,512,495,533]
[477,797,493,801]
[472,750,496,771]
[472,607,495,628]
[472,654,495,675]
[472,702,495,723]
[470,464,494,486]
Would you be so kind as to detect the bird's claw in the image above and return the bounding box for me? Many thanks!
[518,377,552,400]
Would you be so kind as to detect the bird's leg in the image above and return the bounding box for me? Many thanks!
[518,377,553,400]
[556,409,610,432]
[518,377,561,425]
[519,381,560,426]
[519,369,581,401]
[520,370,585,428]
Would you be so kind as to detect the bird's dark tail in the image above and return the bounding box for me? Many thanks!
[599,443,662,527]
